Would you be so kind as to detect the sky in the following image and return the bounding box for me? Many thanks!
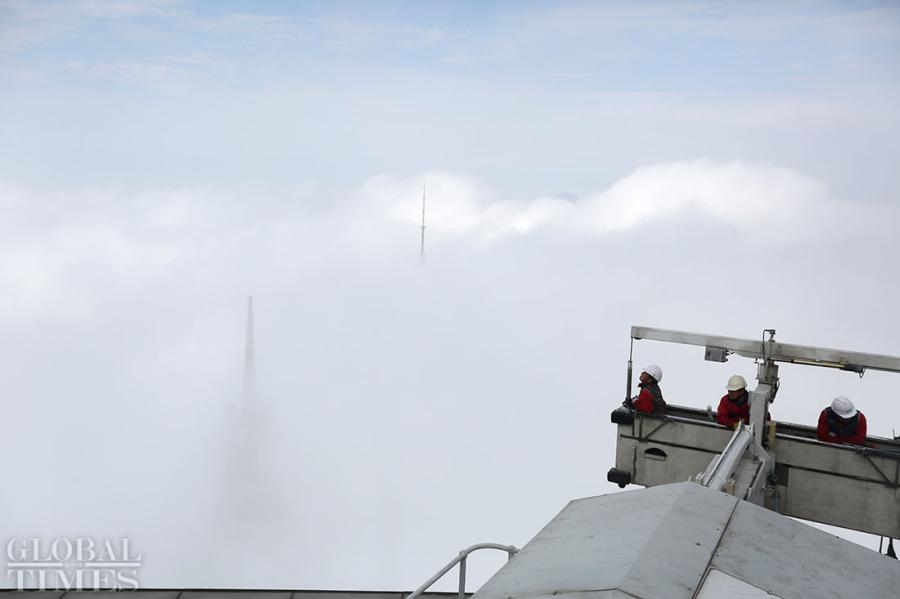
[2,0,900,591]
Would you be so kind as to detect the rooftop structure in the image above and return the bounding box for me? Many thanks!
[1,592,465,599]
[473,482,900,599]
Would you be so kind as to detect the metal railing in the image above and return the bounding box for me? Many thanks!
[406,543,519,599]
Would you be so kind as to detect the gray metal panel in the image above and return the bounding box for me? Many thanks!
[616,410,735,453]
[284,594,458,599]
[776,433,900,483]
[613,409,735,488]
[666,405,900,453]
[473,483,737,599]
[288,594,404,599]
[615,435,717,488]
[695,570,783,598]
[289,594,404,599]
[0,593,462,599]
[774,450,900,537]
[497,593,640,599]
[612,407,900,537]
[183,594,292,599]
[60,594,179,599]
[711,499,900,599]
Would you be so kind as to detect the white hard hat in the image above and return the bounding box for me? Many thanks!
[726,375,747,391]
[643,364,662,383]
[831,396,857,419]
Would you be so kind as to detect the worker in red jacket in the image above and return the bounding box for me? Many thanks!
[817,396,867,445]
[624,364,666,414]
[716,375,751,428]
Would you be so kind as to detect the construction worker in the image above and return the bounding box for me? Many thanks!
[817,396,867,445]
[716,375,751,428]
[624,364,666,414]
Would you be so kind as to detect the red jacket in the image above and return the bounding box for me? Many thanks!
[632,383,665,414]
[817,409,867,445]
[716,393,750,428]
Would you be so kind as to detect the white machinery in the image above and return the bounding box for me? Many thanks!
[608,326,900,538]
[410,326,900,599]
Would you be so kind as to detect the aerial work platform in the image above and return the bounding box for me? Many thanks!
[407,326,900,599]
[608,405,900,538]
[607,326,900,540]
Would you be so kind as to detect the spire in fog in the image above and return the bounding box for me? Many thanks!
[420,181,426,258]
[243,295,256,404]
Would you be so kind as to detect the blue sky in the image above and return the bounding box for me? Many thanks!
[7,1,898,89]
[3,1,900,196]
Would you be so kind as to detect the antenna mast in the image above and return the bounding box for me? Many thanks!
[420,181,426,258]
[243,295,257,404]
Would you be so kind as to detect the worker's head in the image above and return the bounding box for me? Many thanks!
[641,364,662,384]
[726,375,748,400]
[831,396,857,420]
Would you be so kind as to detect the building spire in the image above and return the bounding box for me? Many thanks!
[243,295,256,404]
[420,181,426,258]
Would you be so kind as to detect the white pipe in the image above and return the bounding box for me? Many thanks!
[701,424,754,491]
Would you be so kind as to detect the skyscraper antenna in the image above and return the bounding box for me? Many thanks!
[420,181,426,258]
[243,295,257,404]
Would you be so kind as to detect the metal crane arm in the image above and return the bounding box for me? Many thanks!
[631,326,900,374]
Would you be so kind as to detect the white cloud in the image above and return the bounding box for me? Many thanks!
[2,159,899,588]
[515,2,900,45]
[0,0,188,53]
[0,183,229,320]
[0,159,882,322]
[352,160,835,243]
[577,160,828,233]
[193,12,299,37]
[73,0,185,19]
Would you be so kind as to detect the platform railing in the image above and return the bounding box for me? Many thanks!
[406,543,519,599]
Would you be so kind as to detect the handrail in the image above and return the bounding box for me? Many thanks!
[406,543,518,599]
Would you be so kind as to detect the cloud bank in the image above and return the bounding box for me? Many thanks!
[2,160,899,589]
[0,160,841,321]
[357,160,834,241]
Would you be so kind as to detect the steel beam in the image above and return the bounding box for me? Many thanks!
[631,326,900,374]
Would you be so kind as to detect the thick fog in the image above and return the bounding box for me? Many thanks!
[3,163,900,588]
[2,0,900,592]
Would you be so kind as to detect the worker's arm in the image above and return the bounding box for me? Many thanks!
[715,396,735,428]
[845,413,868,446]
[632,388,655,413]
[816,410,833,442]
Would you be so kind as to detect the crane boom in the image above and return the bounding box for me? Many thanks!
[631,325,900,374]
